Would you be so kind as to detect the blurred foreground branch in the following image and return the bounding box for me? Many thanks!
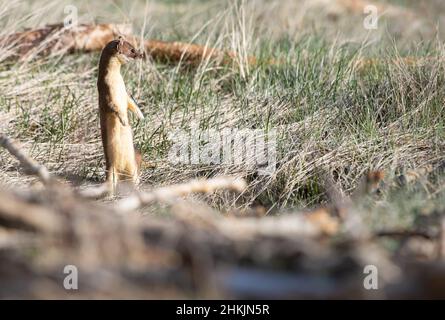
[117,176,247,211]
[0,134,51,184]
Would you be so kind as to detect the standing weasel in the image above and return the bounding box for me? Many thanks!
[97,36,144,193]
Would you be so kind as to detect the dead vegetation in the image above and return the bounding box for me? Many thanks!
[1,0,445,299]
[0,23,256,66]
[1,134,444,298]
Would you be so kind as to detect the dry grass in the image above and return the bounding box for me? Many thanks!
[1,0,445,299]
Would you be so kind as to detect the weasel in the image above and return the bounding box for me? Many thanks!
[97,36,144,193]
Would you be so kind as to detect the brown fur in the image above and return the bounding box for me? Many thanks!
[97,37,144,193]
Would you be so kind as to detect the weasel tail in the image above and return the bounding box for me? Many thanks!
[97,36,144,194]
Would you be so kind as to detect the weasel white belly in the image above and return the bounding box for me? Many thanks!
[106,117,136,170]
[106,71,128,114]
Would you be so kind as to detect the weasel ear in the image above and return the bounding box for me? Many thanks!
[116,36,124,51]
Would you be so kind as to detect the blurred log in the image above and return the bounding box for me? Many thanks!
[0,182,445,298]
[0,192,61,233]
[117,176,247,211]
[217,212,338,239]
[142,39,257,66]
[0,23,132,59]
[76,182,110,199]
[305,209,340,236]
[0,23,257,66]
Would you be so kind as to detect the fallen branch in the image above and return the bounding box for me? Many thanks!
[116,176,247,212]
[0,134,51,184]
[76,182,111,199]
[1,23,257,66]
[0,23,132,59]
[0,173,444,298]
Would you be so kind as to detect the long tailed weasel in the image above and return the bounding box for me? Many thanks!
[97,36,144,193]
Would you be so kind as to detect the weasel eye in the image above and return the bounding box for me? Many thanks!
[131,49,135,54]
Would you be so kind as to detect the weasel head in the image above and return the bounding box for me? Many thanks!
[103,36,143,65]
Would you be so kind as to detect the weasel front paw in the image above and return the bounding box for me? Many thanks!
[116,112,129,126]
